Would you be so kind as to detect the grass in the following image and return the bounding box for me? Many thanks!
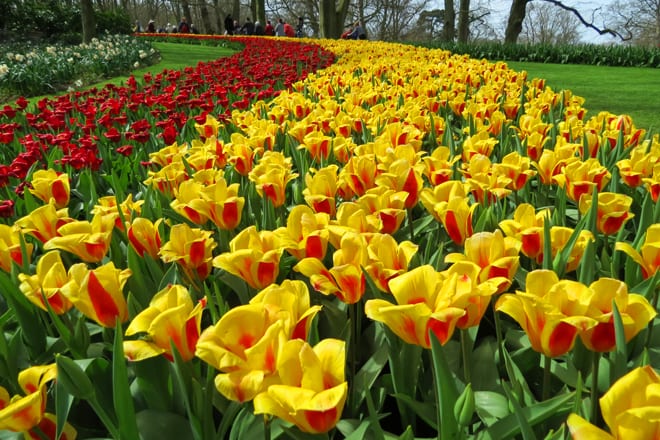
[506,61,660,132]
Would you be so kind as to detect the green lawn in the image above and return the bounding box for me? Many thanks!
[506,61,660,132]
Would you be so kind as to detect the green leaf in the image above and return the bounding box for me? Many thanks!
[479,392,575,440]
[55,375,75,440]
[55,355,95,399]
[391,393,438,430]
[474,391,510,425]
[429,331,460,440]
[112,320,140,440]
[350,344,389,415]
[501,381,535,440]
[136,410,195,440]
[610,301,628,383]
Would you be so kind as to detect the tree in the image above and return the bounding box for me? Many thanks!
[80,0,96,42]
[519,1,580,45]
[505,0,632,44]
[319,0,351,38]
[443,0,455,41]
[607,0,660,46]
[457,0,470,42]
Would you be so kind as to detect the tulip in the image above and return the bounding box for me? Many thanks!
[195,304,288,402]
[91,194,143,231]
[0,224,33,272]
[615,223,660,279]
[499,203,551,260]
[364,233,418,293]
[553,158,611,202]
[43,214,114,263]
[461,129,498,160]
[422,146,458,186]
[178,178,244,230]
[0,364,57,433]
[61,262,131,328]
[159,223,216,282]
[420,181,476,245]
[299,129,332,161]
[254,338,347,434]
[127,217,162,259]
[295,231,368,305]
[18,250,73,314]
[249,151,298,208]
[492,151,537,191]
[274,205,330,261]
[228,135,258,176]
[541,227,594,273]
[194,113,222,139]
[355,187,408,234]
[365,265,467,348]
[213,226,281,290]
[303,165,339,217]
[124,284,206,362]
[567,366,660,439]
[25,413,77,440]
[250,280,322,341]
[375,157,425,209]
[533,143,580,186]
[579,278,656,352]
[144,162,188,199]
[616,143,659,188]
[170,180,209,225]
[495,270,596,357]
[29,169,70,209]
[445,229,520,293]
[579,192,634,236]
[327,202,381,249]
[14,203,73,244]
[339,154,378,197]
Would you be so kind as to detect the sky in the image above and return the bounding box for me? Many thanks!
[439,0,620,44]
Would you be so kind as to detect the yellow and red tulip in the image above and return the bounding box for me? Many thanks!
[495,270,596,358]
[29,169,70,209]
[213,226,282,290]
[578,278,656,352]
[578,192,634,236]
[124,284,206,362]
[274,205,330,261]
[91,194,143,231]
[615,223,660,279]
[553,158,611,202]
[302,165,339,217]
[567,366,660,440]
[365,265,467,348]
[14,203,73,244]
[253,338,347,434]
[0,224,33,272]
[18,250,73,314]
[499,203,551,260]
[43,214,114,263]
[249,151,298,208]
[127,217,162,259]
[0,364,57,433]
[364,233,418,294]
[159,223,217,282]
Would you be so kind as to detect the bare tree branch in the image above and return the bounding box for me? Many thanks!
[539,0,633,40]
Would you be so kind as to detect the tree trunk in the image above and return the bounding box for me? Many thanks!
[457,0,470,42]
[181,0,192,27]
[254,0,265,26]
[80,0,96,43]
[504,0,530,44]
[199,1,213,33]
[442,0,455,42]
[319,0,351,38]
[232,0,240,23]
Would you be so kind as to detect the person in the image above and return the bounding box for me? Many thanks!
[340,24,353,39]
[178,17,190,33]
[274,18,285,36]
[146,19,156,33]
[190,23,198,34]
[241,17,254,35]
[224,14,234,35]
[283,21,295,37]
[132,20,142,33]
[349,21,366,39]
[264,20,274,36]
[254,20,264,36]
[296,16,304,37]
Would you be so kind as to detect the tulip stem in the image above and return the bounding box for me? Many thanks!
[348,302,359,416]
[263,415,272,440]
[460,329,471,384]
[590,351,601,426]
[644,287,659,349]
[407,208,415,242]
[542,355,551,401]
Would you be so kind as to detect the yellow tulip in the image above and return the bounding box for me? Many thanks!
[364,233,418,294]
[339,154,378,197]
[274,205,330,261]
[254,339,347,434]
[18,250,73,314]
[495,270,596,357]
[124,284,206,362]
[61,262,131,328]
[0,224,33,272]
[553,158,611,202]
[43,214,113,263]
[303,165,339,217]
[170,180,210,225]
[191,178,244,230]
[365,265,466,348]
[14,203,73,244]
[195,305,288,402]
[29,169,70,209]
[0,364,57,433]
[615,223,660,279]
[499,203,551,260]
[579,278,656,352]
[249,151,298,208]
[91,194,143,231]
[567,366,660,440]
[144,162,187,199]
[492,151,537,191]
[578,192,634,236]
[249,280,322,341]
[159,223,216,281]
[422,146,458,186]
[127,217,162,259]
[194,113,222,139]
[213,226,281,290]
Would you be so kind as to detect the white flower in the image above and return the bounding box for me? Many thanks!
[14,54,24,62]
[133,61,140,68]
[0,64,9,78]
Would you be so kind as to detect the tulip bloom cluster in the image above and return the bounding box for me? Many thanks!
[0,33,658,439]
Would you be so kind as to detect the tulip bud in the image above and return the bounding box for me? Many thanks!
[56,355,95,399]
[453,383,475,427]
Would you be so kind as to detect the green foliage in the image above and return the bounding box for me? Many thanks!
[419,41,660,68]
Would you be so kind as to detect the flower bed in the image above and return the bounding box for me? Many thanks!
[0,35,658,439]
